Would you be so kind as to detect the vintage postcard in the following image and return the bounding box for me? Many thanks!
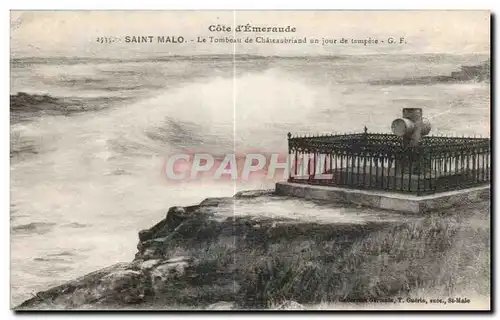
[10,10,491,311]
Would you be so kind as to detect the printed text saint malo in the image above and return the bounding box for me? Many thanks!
[125,36,185,43]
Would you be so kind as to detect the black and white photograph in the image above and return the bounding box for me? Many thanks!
[9,10,491,311]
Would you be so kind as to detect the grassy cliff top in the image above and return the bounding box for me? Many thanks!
[16,191,490,310]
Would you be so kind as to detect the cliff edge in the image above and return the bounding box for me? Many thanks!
[15,190,490,310]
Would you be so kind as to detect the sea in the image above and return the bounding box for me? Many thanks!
[10,53,490,306]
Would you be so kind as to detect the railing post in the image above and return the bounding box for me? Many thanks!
[416,149,421,194]
[358,153,361,185]
[282,131,489,194]
[465,152,470,184]
[476,148,480,183]
[312,152,317,180]
[408,150,413,192]
[400,153,405,192]
[363,151,367,187]
[294,151,298,178]
[334,153,338,184]
[287,132,292,181]
[324,153,328,174]
[482,149,485,181]
[369,153,373,188]
[394,153,398,191]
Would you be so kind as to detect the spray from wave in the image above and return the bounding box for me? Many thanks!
[9,55,491,306]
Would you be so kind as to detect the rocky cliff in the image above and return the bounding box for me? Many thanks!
[370,60,490,86]
[15,190,490,310]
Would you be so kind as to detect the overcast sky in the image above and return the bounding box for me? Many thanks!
[10,11,490,58]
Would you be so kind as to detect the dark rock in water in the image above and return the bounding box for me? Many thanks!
[11,92,64,113]
[370,60,490,86]
[11,92,59,105]
[10,92,129,124]
[12,222,56,235]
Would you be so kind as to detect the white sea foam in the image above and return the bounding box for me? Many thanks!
[9,55,490,305]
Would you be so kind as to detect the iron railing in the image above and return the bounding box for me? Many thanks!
[287,131,491,195]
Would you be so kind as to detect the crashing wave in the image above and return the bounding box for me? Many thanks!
[10,92,127,123]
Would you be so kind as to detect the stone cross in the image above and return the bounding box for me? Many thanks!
[391,108,431,148]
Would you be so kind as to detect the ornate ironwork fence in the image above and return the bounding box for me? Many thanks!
[287,131,491,195]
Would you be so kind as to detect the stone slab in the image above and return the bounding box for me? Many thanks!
[275,182,490,214]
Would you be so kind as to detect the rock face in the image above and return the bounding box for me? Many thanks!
[15,263,146,310]
[15,190,491,310]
